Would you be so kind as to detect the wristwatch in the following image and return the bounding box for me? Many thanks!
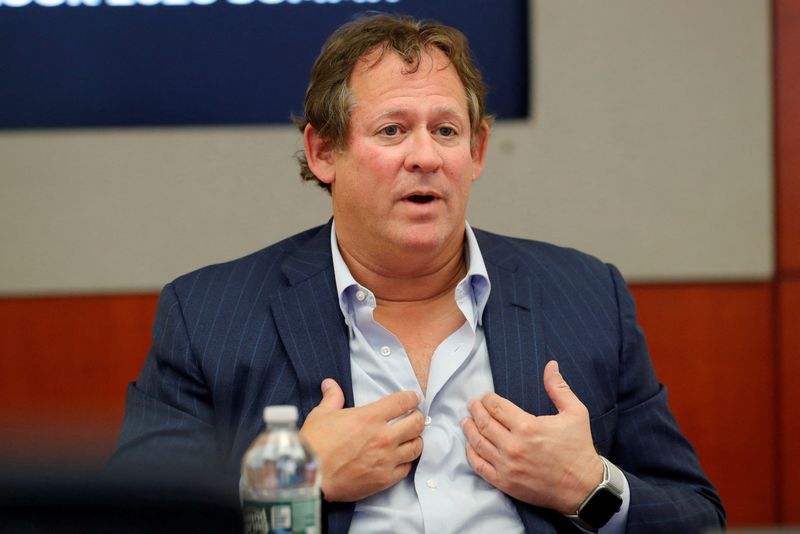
[566,456,624,532]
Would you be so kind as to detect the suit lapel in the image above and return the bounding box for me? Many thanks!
[269,223,357,534]
[270,223,354,420]
[478,231,560,533]
[479,233,546,417]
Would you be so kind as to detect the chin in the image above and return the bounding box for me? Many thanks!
[390,225,458,255]
[399,237,443,254]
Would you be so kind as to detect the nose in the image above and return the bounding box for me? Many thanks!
[403,131,443,173]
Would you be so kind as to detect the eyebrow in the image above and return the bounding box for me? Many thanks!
[376,106,466,120]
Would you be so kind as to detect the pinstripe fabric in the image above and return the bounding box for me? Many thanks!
[111,222,724,533]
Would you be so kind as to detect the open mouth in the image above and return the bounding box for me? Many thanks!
[405,194,437,204]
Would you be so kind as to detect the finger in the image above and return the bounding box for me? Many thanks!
[388,409,425,443]
[367,390,421,422]
[468,398,512,445]
[543,360,583,414]
[395,436,424,464]
[479,392,531,431]
[316,378,345,411]
[391,461,415,483]
[465,442,500,487]
[461,416,501,464]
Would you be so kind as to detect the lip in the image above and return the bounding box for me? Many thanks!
[399,190,443,202]
[398,195,443,218]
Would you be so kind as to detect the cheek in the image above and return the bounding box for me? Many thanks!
[336,155,393,206]
[446,155,478,189]
[351,147,400,181]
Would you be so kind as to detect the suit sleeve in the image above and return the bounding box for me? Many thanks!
[606,264,726,533]
[109,282,221,475]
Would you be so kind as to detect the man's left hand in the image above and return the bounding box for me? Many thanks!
[461,360,604,515]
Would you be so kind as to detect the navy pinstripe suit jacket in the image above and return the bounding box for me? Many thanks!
[112,222,725,533]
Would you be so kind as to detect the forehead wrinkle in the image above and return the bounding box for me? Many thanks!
[378,109,408,118]
[348,49,469,129]
[432,104,465,119]
[378,104,465,117]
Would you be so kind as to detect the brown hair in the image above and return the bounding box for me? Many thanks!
[295,13,491,192]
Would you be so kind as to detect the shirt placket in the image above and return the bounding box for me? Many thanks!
[414,319,477,532]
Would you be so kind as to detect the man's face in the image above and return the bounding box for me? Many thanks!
[317,47,489,264]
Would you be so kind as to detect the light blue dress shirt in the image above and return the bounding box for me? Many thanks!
[330,222,629,533]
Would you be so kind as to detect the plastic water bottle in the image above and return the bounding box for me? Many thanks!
[241,405,321,534]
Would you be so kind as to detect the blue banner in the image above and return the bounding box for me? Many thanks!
[0,0,529,128]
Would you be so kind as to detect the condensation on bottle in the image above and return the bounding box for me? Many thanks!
[241,405,321,534]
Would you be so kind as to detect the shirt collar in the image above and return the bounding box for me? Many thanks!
[330,220,361,317]
[330,221,491,325]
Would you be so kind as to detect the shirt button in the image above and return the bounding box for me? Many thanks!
[355,289,367,302]
[380,346,391,357]
[426,479,438,489]
[424,416,432,426]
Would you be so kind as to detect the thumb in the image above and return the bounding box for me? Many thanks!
[316,378,345,411]
[543,360,581,414]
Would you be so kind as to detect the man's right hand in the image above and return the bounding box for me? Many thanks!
[299,378,425,502]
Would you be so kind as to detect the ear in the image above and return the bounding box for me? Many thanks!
[470,121,490,182]
[303,123,336,185]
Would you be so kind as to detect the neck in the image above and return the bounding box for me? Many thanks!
[336,232,468,304]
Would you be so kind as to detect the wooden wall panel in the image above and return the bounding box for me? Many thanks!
[779,279,800,523]
[776,0,800,524]
[630,283,776,526]
[776,0,800,272]
[0,294,158,464]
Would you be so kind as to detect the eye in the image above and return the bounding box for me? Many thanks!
[437,126,456,137]
[381,125,400,136]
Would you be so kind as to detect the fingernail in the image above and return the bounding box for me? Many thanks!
[460,416,469,428]
[552,360,560,374]
[321,378,332,393]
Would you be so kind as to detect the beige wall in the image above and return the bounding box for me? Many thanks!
[0,0,773,294]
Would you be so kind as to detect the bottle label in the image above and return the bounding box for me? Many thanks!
[242,497,320,534]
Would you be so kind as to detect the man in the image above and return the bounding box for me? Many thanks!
[112,14,725,533]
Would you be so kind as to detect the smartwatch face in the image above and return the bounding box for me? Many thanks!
[580,488,623,527]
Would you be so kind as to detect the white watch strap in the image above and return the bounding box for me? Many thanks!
[565,456,625,524]
[602,456,625,496]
